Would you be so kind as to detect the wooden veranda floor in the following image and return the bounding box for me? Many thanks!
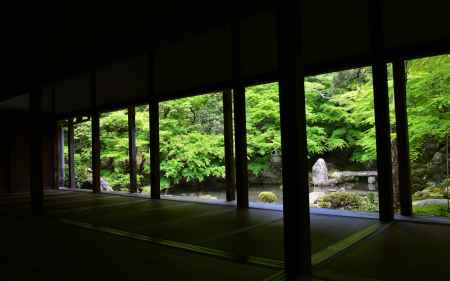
[1,190,450,281]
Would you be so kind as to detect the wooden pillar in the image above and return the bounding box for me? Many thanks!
[49,121,57,190]
[232,22,249,209]
[223,89,236,202]
[128,105,138,193]
[369,1,394,222]
[68,118,76,189]
[51,87,58,190]
[393,60,412,216]
[91,72,101,193]
[30,88,44,214]
[6,132,12,193]
[277,1,312,278]
[92,113,101,193]
[57,126,65,187]
[148,52,160,199]
[233,87,249,208]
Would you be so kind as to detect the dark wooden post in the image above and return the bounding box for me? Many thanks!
[393,60,412,216]
[276,1,312,278]
[91,72,101,193]
[233,87,249,208]
[92,113,101,193]
[148,52,160,199]
[30,88,44,214]
[57,125,65,187]
[232,22,249,209]
[223,89,236,202]
[128,105,138,193]
[68,118,76,189]
[369,1,394,222]
[6,131,12,193]
[49,121,57,190]
[51,87,58,190]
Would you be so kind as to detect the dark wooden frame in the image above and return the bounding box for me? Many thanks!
[91,71,101,193]
[393,60,413,216]
[277,1,312,278]
[223,89,236,202]
[68,118,76,189]
[232,21,249,209]
[148,52,161,199]
[30,88,44,214]
[369,0,394,221]
[128,105,138,193]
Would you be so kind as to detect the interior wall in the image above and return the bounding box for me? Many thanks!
[0,133,9,194]
[0,112,55,194]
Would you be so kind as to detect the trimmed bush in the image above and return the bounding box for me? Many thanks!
[318,192,363,210]
[258,191,278,203]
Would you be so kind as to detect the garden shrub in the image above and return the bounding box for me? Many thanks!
[318,192,364,210]
[258,191,278,203]
[414,204,450,217]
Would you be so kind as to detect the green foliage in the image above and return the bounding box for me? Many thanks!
[414,204,450,217]
[405,56,450,160]
[360,192,379,212]
[318,192,364,210]
[318,192,379,212]
[66,54,449,193]
[413,178,450,200]
[159,94,225,186]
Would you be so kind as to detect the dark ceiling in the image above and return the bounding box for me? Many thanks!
[2,2,272,100]
[2,1,449,107]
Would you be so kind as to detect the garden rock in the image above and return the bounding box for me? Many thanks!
[312,158,329,186]
[100,178,113,191]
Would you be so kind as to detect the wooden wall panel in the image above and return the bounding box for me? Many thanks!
[54,74,91,115]
[0,113,54,193]
[156,27,232,97]
[96,55,148,107]
[0,131,9,194]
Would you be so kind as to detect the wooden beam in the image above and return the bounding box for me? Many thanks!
[149,100,160,199]
[92,112,101,193]
[232,21,249,209]
[30,88,44,214]
[57,125,65,187]
[277,1,312,278]
[148,52,160,199]
[233,87,249,208]
[51,87,58,190]
[68,118,76,189]
[223,89,236,202]
[91,74,101,194]
[50,121,57,190]
[128,105,138,193]
[91,71,101,193]
[369,1,394,222]
[6,130,12,193]
[393,60,413,216]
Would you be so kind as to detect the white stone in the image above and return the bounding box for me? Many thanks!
[312,158,328,186]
